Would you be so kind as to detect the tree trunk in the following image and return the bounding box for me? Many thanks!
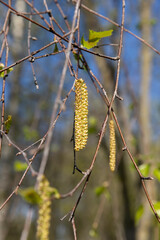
[136,1,155,239]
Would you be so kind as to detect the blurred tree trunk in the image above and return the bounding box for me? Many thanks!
[137,1,155,239]
[139,0,152,153]
[0,1,26,239]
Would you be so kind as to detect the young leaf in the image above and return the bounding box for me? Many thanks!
[23,126,39,141]
[94,186,105,197]
[81,29,113,49]
[4,115,12,134]
[153,168,160,181]
[81,35,100,50]
[53,43,58,53]
[135,205,144,224]
[0,63,5,78]
[7,67,13,74]
[0,63,13,78]
[89,29,113,40]
[19,187,41,205]
[14,160,28,172]
[153,201,160,217]
[0,63,4,70]
[48,187,60,199]
[88,116,97,134]
[139,163,150,177]
[89,228,98,238]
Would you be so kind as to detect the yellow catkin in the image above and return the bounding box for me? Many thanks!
[109,120,116,171]
[75,78,88,151]
[37,176,52,240]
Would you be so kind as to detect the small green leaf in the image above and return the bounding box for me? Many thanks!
[0,63,13,77]
[81,35,100,49]
[19,187,41,205]
[139,163,150,177]
[23,126,39,141]
[89,29,113,40]
[7,67,13,74]
[153,202,160,217]
[49,187,60,199]
[81,29,113,49]
[94,186,105,197]
[73,50,83,62]
[89,228,98,238]
[89,116,97,127]
[4,115,12,134]
[53,43,58,53]
[153,168,160,181]
[135,205,144,224]
[88,116,97,134]
[14,160,28,172]
[0,63,4,70]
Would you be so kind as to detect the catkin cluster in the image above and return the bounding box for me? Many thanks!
[75,78,88,151]
[37,176,52,240]
[109,120,116,171]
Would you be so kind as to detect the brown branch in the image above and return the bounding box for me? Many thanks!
[108,0,125,113]
[0,131,36,175]
[54,0,71,31]
[74,0,160,56]
[72,217,77,240]
[27,2,39,89]
[0,2,11,157]
[0,161,33,210]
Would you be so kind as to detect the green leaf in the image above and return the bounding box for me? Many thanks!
[135,205,144,224]
[89,116,97,127]
[88,116,97,134]
[0,63,13,77]
[4,115,12,134]
[48,187,60,199]
[19,187,41,205]
[153,202,160,217]
[94,186,105,197]
[7,67,13,74]
[153,168,160,181]
[53,43,58,53]
[89,29,113,40]
[73,50,83,62]
[81,29,113,49]
[0,63,4,70]
[89,228,98,238]
[14,160,28,172]
[23,126,39,141]
[0,63,5,78]
[139,163,150,177]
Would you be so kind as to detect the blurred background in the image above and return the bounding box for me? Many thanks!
[0,0,160,239]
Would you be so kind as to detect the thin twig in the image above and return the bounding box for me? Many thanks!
[73,0,160,56]
[72,217,77,240]
[27,1,39,89]
[0,131,36,175]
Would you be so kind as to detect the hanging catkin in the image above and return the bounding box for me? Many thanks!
[109,120,116,171]
[75,78,88,151]
[37,175,52,240]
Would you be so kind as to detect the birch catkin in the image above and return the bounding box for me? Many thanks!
[75,78,88,151]
[109,120,116,171]
[37,176,51,240]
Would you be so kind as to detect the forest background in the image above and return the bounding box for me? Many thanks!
[0,0,160,240]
